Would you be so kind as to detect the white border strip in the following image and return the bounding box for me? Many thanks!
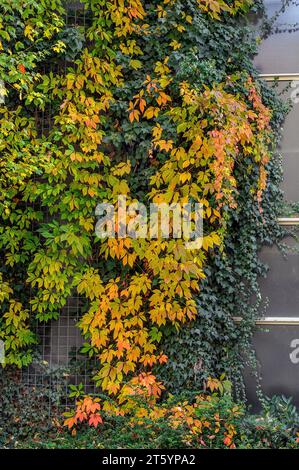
[234,317,299,325]
[259,73,299,81]
[278,217,299,225]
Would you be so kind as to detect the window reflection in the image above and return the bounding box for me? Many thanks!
[255,1,299,74]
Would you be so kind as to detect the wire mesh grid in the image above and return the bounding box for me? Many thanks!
[20,1,98,411]
[65,1,93,28]
[22,296,97,410]
[35,2,92,135]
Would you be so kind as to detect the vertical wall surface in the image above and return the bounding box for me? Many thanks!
[21,1,299,408]
[246,0,299,407]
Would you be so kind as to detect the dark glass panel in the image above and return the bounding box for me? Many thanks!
[268,81,299,201]
[259,236,299,317]
[244,325,299,409]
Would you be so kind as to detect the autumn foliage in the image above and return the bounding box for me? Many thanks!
[64,376,243,449]
[0,0,273,421]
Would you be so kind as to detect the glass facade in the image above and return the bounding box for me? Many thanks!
[259,237,299,317]
[246,1,299,407]
[244,325,299,409]
[255,1,299,74]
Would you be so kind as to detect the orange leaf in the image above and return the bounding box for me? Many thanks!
[88,413,103,428]
[18,64,26,74]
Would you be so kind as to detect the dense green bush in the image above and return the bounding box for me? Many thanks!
[240,396,299,449]
[0,365,66,448]
[2,376,298,449]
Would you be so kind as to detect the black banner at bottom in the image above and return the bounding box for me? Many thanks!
[0,449,298,467]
